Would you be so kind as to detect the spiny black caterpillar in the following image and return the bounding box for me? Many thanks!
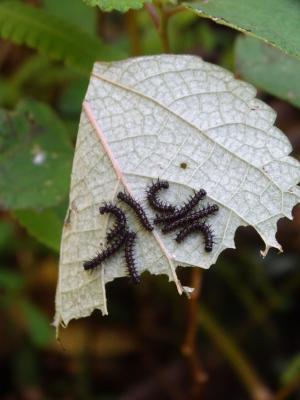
[175,221,214,252]
[146,179,176,213]
[153,189,206,225]
[83,180,218,277]
[83,229,128,271]
[83,195,145,284]
[161,204,219,234]
[117,191,153,231]
[99,203,127,242]
[147,182,218,252]
[124,231,140,285]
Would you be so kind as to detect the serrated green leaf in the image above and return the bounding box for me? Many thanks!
[82,0,150,12]
[235,36,300,109]
[186,0,300,61]
[0,1,121,74]
[13,203,66,252]
[0,100,73,210]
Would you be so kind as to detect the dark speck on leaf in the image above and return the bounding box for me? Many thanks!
[180,162,187,169]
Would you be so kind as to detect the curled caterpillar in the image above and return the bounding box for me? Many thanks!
[154,189,206,225]
[83,229,127,270]
[161,204,219,233]
[117,191,153,231]
[175,221,214,252]
[146,179,176,213]
[99,203,127,242]
[124,231,140,285]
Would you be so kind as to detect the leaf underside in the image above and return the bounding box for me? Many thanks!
[54,55,300,329]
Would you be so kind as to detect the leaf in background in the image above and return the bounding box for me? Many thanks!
[54,55,300,329]
[281,354,300,385]
[0,221,14,249]
[186,0,300,61]
[83,0,150,12]
[235,36,300,109]
[0,100,73,210]
[59,78,90,117]
[43,0,97,35]
[13,203,66,252]
[0,269,24,291]
[20,300,53,347]
[0,1,122,74]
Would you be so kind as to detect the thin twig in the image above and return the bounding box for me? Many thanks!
[198,305,274,400]
[145,3,171,53]
[164,4,186,18]
[181,269,208,397]
[144,3,160,30]
[159,8,170,53]
[125,10,141,56]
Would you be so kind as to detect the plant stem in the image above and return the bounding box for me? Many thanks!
[144,3,160,30]
[198,305,274,400]
[181,269,208,397]
[145,3,171,53]
[125,10,141,56]
[164,5,186,18]
[159,7,170,53]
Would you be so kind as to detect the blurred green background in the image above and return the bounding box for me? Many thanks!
[0,1,300,399]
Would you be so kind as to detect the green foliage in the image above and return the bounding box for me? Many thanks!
[13,205,65,252]
[186,0,300,60]
[235,36,300,109]
[1,55,82,109]
[83,0,150,12]
[0,100,73,210]
[281,354,300,385]
[20,300,53,347]
[0,3,300,397]
[0,269,24,291]
[43,0,97,35]
[0,1,119,74]
[59,78,89,117]
[0,221,14,248]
